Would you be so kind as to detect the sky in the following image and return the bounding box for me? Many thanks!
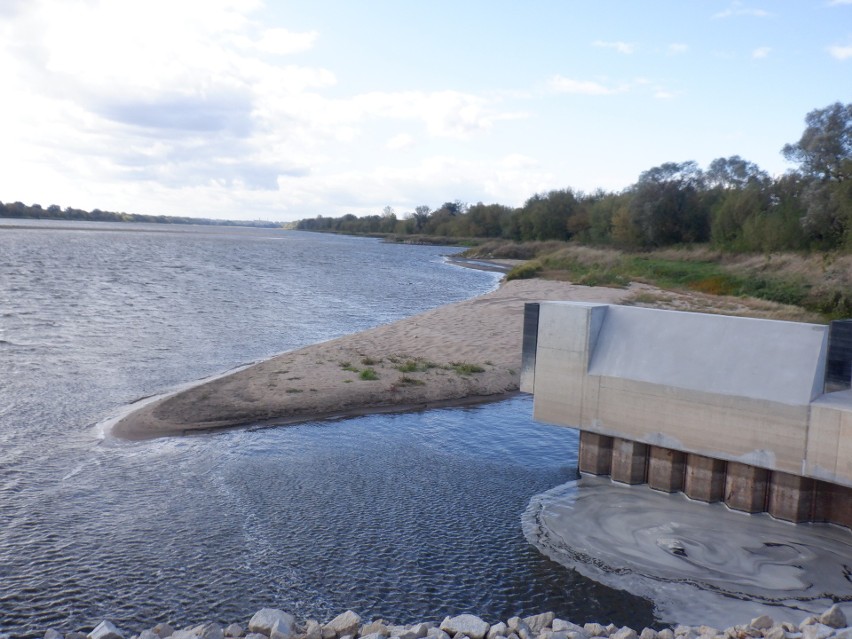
[1,1,851,222]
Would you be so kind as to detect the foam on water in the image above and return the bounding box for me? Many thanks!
[523,475,852,628]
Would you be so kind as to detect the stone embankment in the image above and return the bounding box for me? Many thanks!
[42,605,851,639]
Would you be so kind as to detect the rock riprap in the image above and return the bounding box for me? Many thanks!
[37,604,852,639]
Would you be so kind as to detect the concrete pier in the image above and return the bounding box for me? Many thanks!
[521,301,852,529]
[647,446,686,492]
[724,462,769,513]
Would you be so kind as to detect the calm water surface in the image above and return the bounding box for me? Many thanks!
[0,221,653,638]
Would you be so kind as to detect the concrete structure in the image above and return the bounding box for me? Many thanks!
[521,302,852,528]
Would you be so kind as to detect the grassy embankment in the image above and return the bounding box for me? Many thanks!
[460,240,852,323]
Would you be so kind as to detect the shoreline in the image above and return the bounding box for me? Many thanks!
[42,603,851,639]
[110,279,639,440]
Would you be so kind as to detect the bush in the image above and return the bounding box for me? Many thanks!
[359,368,379,381]
[506,261,543,280]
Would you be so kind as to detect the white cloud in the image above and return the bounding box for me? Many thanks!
[548,75,627,96]
[828,43,852,59]
[252,28,319,55]
[752,46,771,59]
[713,2,770,18]
[654,90,677,99]
[668,43,689,55]
[386,133,416,150]
[593,40,636,55]
[828,0,852,4]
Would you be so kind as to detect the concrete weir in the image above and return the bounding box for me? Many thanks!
[520,301,852,529]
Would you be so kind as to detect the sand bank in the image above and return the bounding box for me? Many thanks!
[111,279,637,440]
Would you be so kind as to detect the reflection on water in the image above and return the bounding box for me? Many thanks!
[523,476,852,628]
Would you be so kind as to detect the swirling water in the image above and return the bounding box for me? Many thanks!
[523,478,852,629]
[0,221,654,638]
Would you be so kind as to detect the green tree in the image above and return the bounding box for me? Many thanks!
[628,161,710,246]
[782,102,852,182]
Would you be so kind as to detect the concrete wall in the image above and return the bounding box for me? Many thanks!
[526,302,852,490]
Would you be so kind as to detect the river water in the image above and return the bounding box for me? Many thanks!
[2,221,849,638]
[0,221,653,638]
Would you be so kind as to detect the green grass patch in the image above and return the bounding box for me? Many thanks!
[361,356,381,366]
[285,388,303,394]
[398,375,425,386]
[359,368,379,381]
[450,362,485,375]
[506,260,543,281]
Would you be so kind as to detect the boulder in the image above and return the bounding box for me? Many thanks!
[302,620,322,639]
[612,629,637,639]
[751,618,774,631]
[138,632,160,639]
[440,616,490,639]
[407,624,432,639]
[45,630,64,639]
[224,624,244,638]
[323,611,362,639]
[488,623,508,639]
[361,622,390,638]
[801,625,834,639]
[272,620,296,639]
[191,624,224,639]
[249,611,296,638]
[764,626,786,639]
[819,607,848,630]
[153,624,176,638]
[834,629,852,639]
[553,622,584,635]
[89,621,125,639]
[583,626,605,639]
[426,630,451,639]
[525,615,556,635]
[657,631,674,639]
[507,619,533,639]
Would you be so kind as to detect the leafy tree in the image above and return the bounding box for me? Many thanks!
[782,102,852,182]
[628,161,710,246]
[706,156,769,189]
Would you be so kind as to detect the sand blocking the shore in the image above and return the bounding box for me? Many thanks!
[111,279,638,440]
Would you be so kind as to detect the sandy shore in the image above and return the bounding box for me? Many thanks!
[111,279,638,440]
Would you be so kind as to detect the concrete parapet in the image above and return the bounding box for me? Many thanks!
[647,446,686,493]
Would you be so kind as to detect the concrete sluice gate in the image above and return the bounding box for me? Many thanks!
[521,302,852,529]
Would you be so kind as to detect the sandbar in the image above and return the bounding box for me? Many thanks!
[111,279,639,439]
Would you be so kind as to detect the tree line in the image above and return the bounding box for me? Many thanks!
[295,102,852,253]
[0,201,282,228]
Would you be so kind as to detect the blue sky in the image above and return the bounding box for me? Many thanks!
[1,0,850,221]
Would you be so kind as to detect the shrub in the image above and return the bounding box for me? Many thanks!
[506,260,543,281]
[359,368,379,381]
